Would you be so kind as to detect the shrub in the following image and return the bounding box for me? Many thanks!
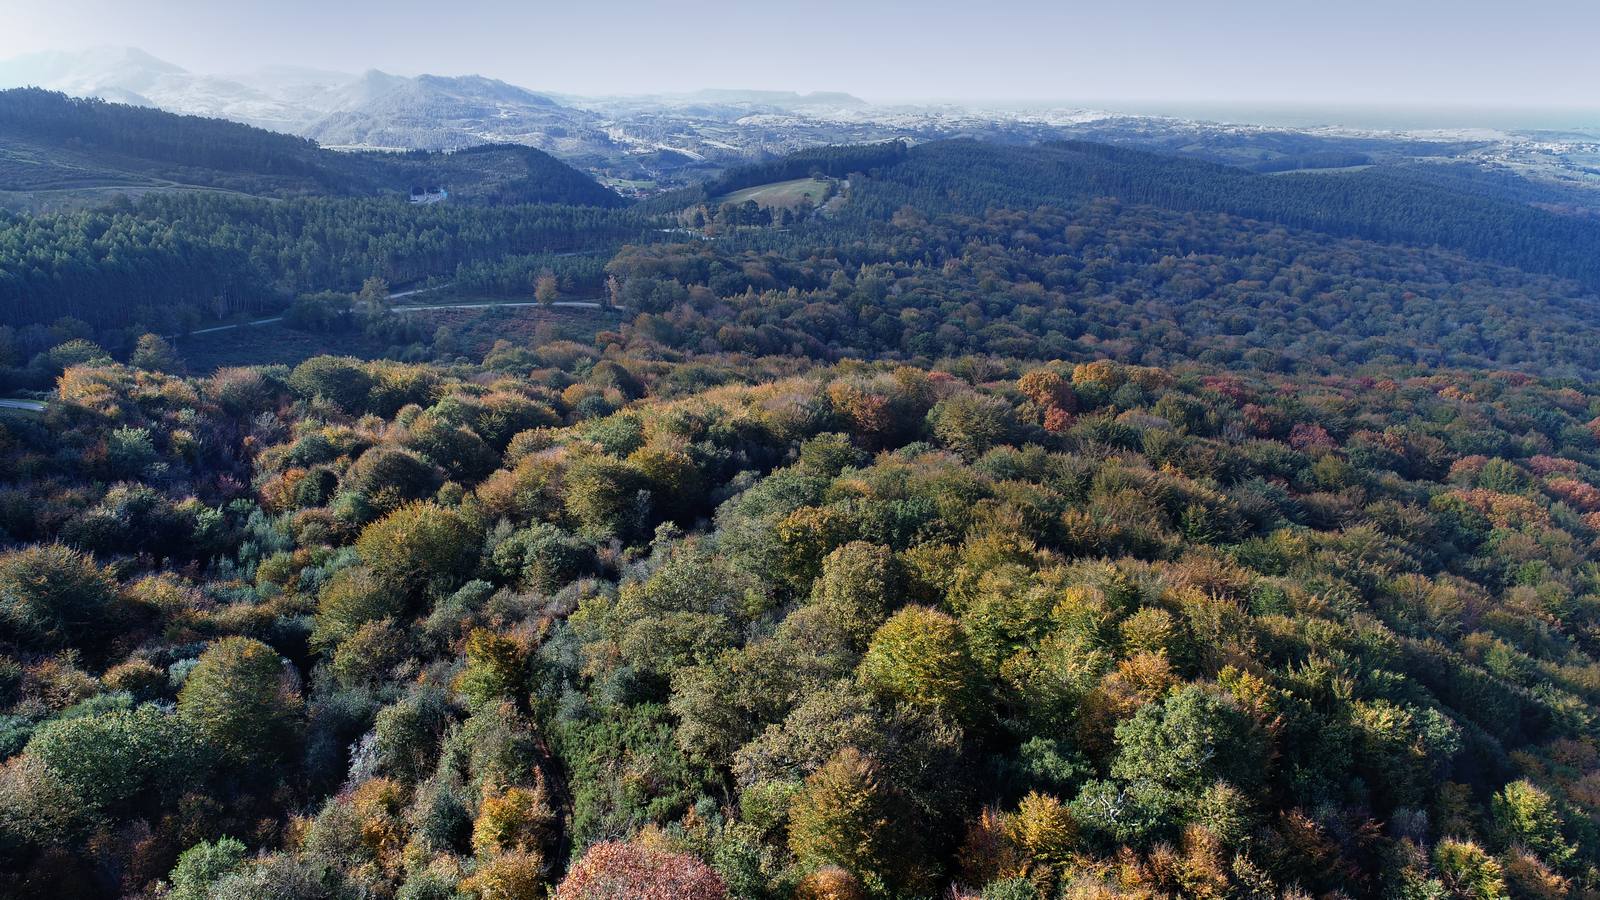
[0,544,119,649]
[555,840,726,900]
[472,783,556,857]
[177,636,301,769]
[464,849,548,900]
[169,836,249,900]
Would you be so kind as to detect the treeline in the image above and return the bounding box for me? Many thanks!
[0,192,646,335]
[453,250,612,298]
[1246,149,1370,172]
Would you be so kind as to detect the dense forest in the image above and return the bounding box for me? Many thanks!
[7,103,1600,899]
[6,346,1600,899]
[838,141,1600,291]
[0,194,641,338]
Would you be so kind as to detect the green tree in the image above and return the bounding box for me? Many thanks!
[343,447,444,512]
[0,543,119,649]
[46,338,112,371]
[535,269,560,305]
[314,566,402,649]
[788,748,901,894]
[858,605,983,724]
[24,702,188,823]
[355,502,479,602]
[289,355,375,412]
[489,522,594,593]
[130,332,181,372]
[564,453,648,541]
[811,542,896,649]
[1492,779,1575,870]
[358,275,390,309]
[456,629,529,709]
[1432,838,1508,900]
[929,393,1016,460]
[1110,685,1267,799]
[178,637,302,768]
[169,836,249,900]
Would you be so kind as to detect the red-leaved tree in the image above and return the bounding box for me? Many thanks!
[554,841,726,900]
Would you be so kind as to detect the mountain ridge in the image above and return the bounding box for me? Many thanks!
[0,87,625,210]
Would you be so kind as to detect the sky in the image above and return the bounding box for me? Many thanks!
[1,0,1597,107]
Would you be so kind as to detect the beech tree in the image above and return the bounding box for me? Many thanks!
[788,747,926,895]
[858,606,984,724]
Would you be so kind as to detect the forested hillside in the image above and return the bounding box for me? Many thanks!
[613,140,1600,379]
[5,346,1600,898]
[613,205,1600,377]
[845,141,1600,290]
[0,89,623,208]
[6,126,1600,900]
[0,194,641,335]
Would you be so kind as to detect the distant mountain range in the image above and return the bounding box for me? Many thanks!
[0,87,626,212]
[4,47,1599,199]
[0,47,584,145]
[0,48,916,191]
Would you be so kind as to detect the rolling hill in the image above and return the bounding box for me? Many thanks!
[0,88,624,210]
[845,139,1600,290]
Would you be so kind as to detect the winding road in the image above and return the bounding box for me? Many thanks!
[177,281,456,336]
[394,299,610,312]
[0,399,46,412]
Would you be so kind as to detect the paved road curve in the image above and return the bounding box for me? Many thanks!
[393,300,611,312]
[0,399,47,412]
[175,282,456,337]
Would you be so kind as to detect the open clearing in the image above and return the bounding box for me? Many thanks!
[717,177,834,209]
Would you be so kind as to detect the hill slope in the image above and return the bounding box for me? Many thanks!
[298,71,597,153]
[0,88,623,209]
[848,139,1600,290]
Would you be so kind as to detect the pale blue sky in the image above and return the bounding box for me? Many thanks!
[2,0,1595,106]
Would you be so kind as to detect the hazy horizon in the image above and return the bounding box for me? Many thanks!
[8,46,1600,136]
[3,0,1598,111]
